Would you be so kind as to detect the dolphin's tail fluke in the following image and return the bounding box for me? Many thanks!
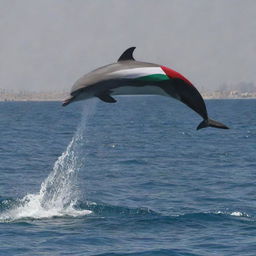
[197,118,229,130]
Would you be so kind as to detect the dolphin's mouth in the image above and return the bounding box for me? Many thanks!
[62,96,75,106]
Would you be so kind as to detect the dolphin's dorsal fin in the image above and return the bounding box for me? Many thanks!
[118,47,136,62]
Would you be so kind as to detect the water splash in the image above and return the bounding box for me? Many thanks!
[0,101,96,221]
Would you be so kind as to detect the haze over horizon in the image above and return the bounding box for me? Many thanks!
[0,0,255,92]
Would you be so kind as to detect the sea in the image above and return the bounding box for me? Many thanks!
[0,97,255,256]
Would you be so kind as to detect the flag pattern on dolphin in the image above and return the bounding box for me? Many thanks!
[110,66,192,85]
[63,47,229,130]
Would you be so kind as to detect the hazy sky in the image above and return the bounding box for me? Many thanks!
[0,0,255,92]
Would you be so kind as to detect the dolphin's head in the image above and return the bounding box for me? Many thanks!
[63,71,97,106]
[62,86,93,106]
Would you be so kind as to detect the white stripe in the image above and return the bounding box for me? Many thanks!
[110,67,165,79]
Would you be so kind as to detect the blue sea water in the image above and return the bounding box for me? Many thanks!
[0,97,255,256]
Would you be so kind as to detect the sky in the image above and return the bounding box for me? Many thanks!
[0,0,255,92]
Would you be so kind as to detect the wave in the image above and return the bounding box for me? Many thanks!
[79,201,159,217]
[83,201,252,220]
[0,196,253,224]
[84,203,254,224]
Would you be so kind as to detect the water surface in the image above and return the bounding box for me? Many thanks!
[0,98,255,256]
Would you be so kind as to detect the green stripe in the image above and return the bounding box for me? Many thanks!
[136,74,169,82]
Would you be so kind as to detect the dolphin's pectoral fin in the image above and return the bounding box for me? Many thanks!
[118,47,136,61]
[96,92,117,103]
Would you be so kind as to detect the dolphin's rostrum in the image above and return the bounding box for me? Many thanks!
[64,47,229,130]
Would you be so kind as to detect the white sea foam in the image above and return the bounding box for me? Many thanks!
[0,100,97,221]
[230,211,249,217]
[216,211,249,217]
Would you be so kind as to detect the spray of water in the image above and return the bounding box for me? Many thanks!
[0,101,96,221]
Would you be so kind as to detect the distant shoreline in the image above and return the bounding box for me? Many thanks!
[1,89,256,102]
[0,96,256,102]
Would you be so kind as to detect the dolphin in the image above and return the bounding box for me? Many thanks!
[63,47,229,130]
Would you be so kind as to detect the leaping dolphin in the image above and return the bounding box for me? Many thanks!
[63,47,229,130]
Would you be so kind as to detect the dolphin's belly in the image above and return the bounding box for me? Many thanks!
[111,85,169,97]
